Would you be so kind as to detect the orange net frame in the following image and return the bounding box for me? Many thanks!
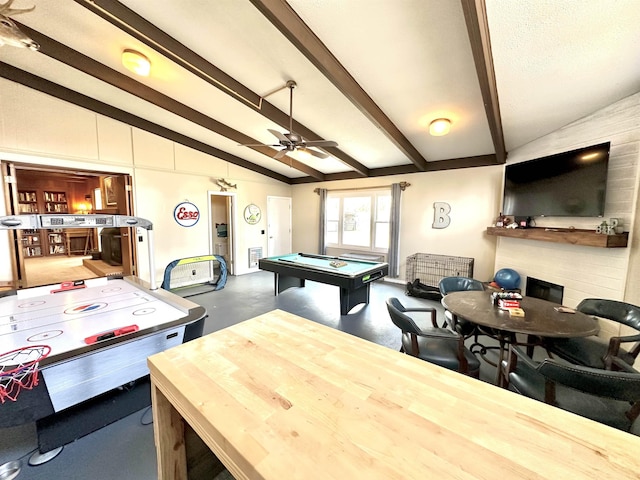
[0,345,50,403]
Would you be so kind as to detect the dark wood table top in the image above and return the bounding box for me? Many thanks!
[441,291,600,338]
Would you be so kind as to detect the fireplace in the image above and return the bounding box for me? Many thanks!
[525,277,564,304]
[100,228,122,266]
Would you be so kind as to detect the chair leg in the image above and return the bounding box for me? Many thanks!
[466,327,501,366]
[470,343,501,367]
[626,401,640,424]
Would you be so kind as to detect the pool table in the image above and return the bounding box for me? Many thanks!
[258,253,389,314]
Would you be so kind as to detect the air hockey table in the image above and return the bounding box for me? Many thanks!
[0,214,206,463]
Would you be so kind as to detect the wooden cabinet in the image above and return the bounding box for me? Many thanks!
[21,229,43,257]
[42,192,68,254]
[47,229,66,255]
[17,190,71,257]
[43,191,69,213]
[18,190,39,214]
[18,191,44,257]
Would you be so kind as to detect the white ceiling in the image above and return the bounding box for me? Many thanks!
[1,0,639,183]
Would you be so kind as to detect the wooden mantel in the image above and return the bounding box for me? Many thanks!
[486,226,628,248]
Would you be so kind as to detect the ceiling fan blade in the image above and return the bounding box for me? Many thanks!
[268,129,290,143]
[304,140,338,148]
[300,147,330,159]
[273,149,288,159]
[237,143,279,147]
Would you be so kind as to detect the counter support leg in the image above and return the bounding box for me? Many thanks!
[151,382,188,480]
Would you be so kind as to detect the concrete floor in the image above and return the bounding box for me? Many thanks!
[3,270,630,479]
[4,272,455,480]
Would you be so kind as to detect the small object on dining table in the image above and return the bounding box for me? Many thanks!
[554,306,576,314]
[329,260,348,268]
[492,291,523,306]
[498,298,521,309]
[509,308,525,317]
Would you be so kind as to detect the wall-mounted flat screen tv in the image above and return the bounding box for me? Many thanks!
[503,142,610,218]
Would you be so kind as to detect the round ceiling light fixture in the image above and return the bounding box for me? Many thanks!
[122,49,151,77]
[429,118,452,136]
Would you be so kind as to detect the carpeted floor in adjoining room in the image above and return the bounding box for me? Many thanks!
[22,255,99,288]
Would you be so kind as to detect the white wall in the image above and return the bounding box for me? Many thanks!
[494,92,640,338]
[4,76,638,309]
[0,79,291,285]
[292,165,504,284]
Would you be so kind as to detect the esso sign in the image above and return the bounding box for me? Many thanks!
[174,202,200,227]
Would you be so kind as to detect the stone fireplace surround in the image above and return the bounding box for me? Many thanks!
[491,92,640,342]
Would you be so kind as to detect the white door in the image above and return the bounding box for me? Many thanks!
[267,196,292,256]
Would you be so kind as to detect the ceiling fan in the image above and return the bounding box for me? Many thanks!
[240,80,338,160]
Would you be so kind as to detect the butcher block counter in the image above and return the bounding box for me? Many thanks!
[148,309,640,480]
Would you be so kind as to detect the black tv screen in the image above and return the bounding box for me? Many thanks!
[503,142,610,218]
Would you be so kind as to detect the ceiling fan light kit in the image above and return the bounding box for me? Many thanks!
[429,118,451,136]
[122,49,151,76]
[239,80,338,159]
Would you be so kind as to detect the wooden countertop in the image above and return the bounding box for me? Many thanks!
[148,309,640,480]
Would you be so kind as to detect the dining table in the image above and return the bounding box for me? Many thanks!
[441,291,600,385]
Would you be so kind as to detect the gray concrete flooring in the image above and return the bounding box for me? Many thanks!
[0,272,498,480]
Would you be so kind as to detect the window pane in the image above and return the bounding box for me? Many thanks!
[376,195,391,221]
[374,222,389,249]
[327,198,340,220]
[325,198,340,244]
[326,220,338,244]
[342,197,371,247]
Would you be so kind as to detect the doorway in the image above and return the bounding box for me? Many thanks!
[2,161,135,288]
[209,191,236,275]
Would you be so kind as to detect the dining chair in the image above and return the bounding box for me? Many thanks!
[437,277,504,363]
[548,298,640,370]
[386,297,481,378]
[505,345,640,432]
[438,276,484,333]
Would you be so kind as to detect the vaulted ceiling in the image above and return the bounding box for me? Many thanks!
[1,0,639,184]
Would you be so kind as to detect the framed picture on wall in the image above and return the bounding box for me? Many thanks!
[102,176,117,206]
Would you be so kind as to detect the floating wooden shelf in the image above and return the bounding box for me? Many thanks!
[486,227,628,248]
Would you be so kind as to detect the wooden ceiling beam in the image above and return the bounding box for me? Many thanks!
[0,63,292,184]
[250,0,430,172]
[290,153,499,184]
[15,22,325,180]
[74,0,368,177]
[461,0,507,163]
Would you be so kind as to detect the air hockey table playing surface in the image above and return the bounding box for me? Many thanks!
[0,276,203,365]
[0,276,206,426]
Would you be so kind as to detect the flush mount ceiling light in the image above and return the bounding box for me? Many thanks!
[429,118,452,136]
[122,49,151,76]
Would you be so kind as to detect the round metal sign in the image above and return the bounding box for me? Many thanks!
[174,201,200,227]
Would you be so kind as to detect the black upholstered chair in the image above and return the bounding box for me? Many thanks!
[506,345,640,432]
[438,276,484,334]
[386,297,481,378]
[548,298,640,370]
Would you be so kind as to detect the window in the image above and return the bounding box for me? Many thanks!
[325,189,391,251]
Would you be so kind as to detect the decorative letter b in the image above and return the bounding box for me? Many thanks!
[433,202,451,229]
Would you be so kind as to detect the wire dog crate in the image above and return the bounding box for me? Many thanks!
[406,253,475,296]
